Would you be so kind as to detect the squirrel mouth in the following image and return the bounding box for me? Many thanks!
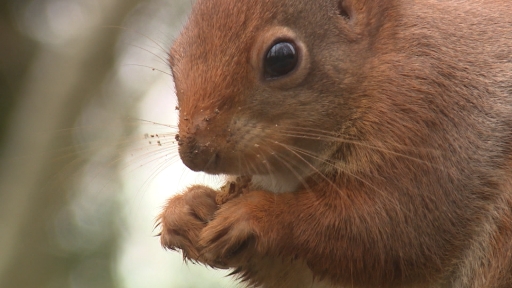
[202,152,222,174]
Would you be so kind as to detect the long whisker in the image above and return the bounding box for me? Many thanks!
[257,148,279,190]
[128,44,171,67]
[104,25,170,57]
[124,145,179,173]
[260,127,442,169]
[281,128,437,152]
[130,117,177,129]
[123,64,172,76]
[211,113,440,168]
[132,153,181,199]
[256,144,313,193]
[269,140,348,199]
[276,142,406,214]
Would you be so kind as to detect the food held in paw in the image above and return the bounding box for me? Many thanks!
[215,175,252,205]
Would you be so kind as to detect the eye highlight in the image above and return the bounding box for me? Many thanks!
[264,41,298,79]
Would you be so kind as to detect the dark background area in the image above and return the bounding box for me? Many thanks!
[0,0,235,287]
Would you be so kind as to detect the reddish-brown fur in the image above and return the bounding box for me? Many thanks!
[158,0,512,287]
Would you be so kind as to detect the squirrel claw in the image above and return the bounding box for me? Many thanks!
[199,196,260,268]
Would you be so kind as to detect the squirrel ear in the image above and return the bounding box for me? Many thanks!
[337,0,353,20]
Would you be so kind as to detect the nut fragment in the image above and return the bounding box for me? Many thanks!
[215,176,252,205]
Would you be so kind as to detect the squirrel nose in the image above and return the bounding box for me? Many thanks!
[177,112,219,172]
[178,134,219,172]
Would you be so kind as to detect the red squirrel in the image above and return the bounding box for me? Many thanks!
[158,0,512,287]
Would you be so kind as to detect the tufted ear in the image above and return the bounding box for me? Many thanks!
[338,0,398,38]
[336,0,383,21]
[337,0,353,20]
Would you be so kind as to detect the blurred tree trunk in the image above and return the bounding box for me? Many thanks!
[0,0,36,150]
[0,0,142,287]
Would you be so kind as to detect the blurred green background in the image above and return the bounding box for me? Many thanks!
[0,0,236,287]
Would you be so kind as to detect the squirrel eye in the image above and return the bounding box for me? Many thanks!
[264,41,298,79]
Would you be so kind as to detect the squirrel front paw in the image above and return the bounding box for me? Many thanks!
[199,191,270,268]
[158,185,218,262]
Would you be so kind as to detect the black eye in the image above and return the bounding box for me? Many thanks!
[264,41,298,79]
